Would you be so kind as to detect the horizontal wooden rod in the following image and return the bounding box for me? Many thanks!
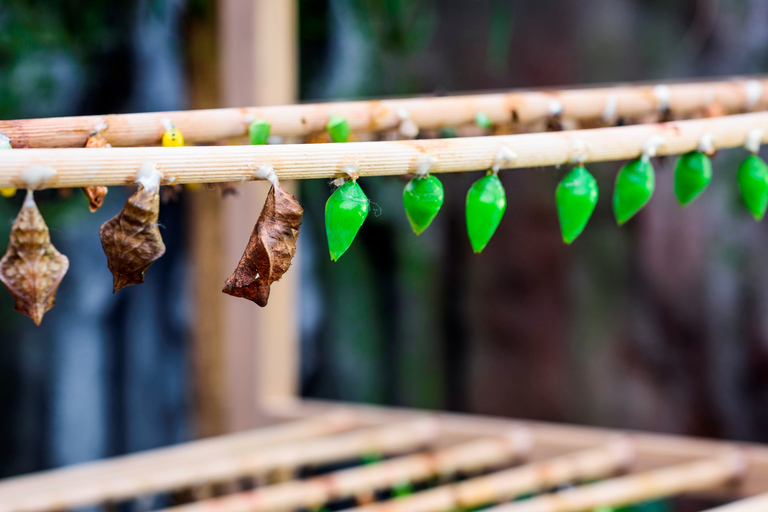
[343,442,633,512]
[0,418,440,512]
[1,112,766,190]
[1,76,766,148]
[703,493,768,511]
[0,413,355,499]
[159,432,533,512]
[485,455,743,512]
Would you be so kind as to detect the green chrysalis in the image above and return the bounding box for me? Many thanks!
[249,119,271,145]
[613,157,655,225]
[475,110,492,128]
[556,165,598,244]
[327,115,350,143]
[466,174,506,253]
[392,480,413,498]
[738,154,768,221]
[674,150,712,206]
[403,175,444,235]
[325,180,369,261]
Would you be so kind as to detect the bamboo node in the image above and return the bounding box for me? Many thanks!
[21,165,57,190]
[745,128,764,154]
[746,80,763,110]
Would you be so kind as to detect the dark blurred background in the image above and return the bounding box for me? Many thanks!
[1,0,768,480]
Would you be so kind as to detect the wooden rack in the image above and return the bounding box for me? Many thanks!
[1,112,767,189]
[3,72,768,511]
[0,76,765,149]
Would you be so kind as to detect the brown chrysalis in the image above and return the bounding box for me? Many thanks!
[223,180,303,307]
[99,164,165,292]
[0,191,70,325]
[82,134,109,212]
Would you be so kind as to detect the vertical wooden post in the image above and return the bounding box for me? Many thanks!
[218,0,300,431]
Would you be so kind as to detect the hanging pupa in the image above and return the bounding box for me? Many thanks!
[99,162,166,292]
[674,134,713,206]
[327,115,350,143]
[223,167,303,307]
[466,172,506,253]
[0,133,17,198]
[249,119,271,145]
[0,191,69,325]
[738,128,768,221]
[613,158,655,225]
[82,133,110,212]
[326,175,369,261]
[613,136,662,225]
[403,156,443,235]
[556,165,598,244]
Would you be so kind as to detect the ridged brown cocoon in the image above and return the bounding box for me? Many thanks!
[0,191,70,325]
[99,184,165,293]
[223,181,303,307]
[82,134,109,212]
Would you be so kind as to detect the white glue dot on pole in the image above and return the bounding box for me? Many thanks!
[341,163,360,181]
[0,133,11,149]
[601,94,618,122]
[745,128,764,155]
[136,161,163,193]
[254,164,278,187]
[569,138,593,164]
[397,108,419,138]
[641,135,666,162]
[697,133,715,155]
[548,99,563,117]
[653,84,671,112]
[492,145,517,174]
[160,117,175,132]
[414,154,437,176]
[746,80,763,111]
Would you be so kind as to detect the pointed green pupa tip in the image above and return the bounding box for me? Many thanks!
[327,115,350,143]
[249,119,271,145]
[325,180,369,261]
[466,173,506,253]
[403,175,444,236]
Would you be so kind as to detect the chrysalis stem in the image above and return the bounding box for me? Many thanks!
[745,128,764,154]
[492,145,517,174]
[254,164,278,187]
[641,135,666,162]
[698,133,715,155]
[136,162,162,193]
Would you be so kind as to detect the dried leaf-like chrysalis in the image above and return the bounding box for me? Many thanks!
[223,181,303,307]
[99,167,165,292]
[82,134,110,212]
[0,191,70,325]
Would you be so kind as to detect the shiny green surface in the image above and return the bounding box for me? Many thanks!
[556,165,598,244]
[613,157,655,225]
[403,175,444,235]
[466,173,506,253]
[674,150,712,206]
[738,154,768,221]
[248,119,271,145]
[325,180,369,261]
[326,114,350,143]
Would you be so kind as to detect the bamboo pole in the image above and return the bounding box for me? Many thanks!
[484,454,744,512]
[0,112,766,189]
[157,431,532,512]
[702,493,768,511]
[0,77,765,148]
[0,418,439,512]
[341,441,633,512]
